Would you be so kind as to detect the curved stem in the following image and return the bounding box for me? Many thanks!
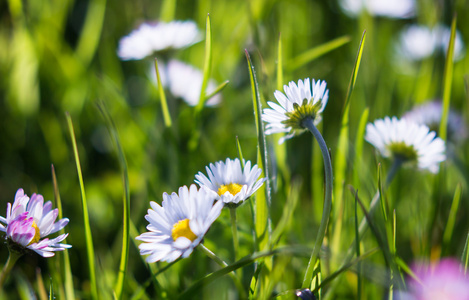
[301,118,333,289]
[198,244,247,299]
[0,250,22,288]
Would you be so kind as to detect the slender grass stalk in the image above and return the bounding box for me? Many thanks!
[442,183,462,252]
[0,250,22,288]
[277,32,283,91]
[463,232,469,274]
[154,59,172,128]
[36,268,47,300]
[205,80,229,101]
[229,208,240,263]
[195,14,212,113]
[301,117,333,289]
[354,193,361,300]
[51,165,75,300]
[160,0,176,21]
[198,244,247,299]
[66,113,98,300]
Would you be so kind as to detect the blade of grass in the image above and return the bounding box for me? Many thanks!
[462,231,469,274]
[354,191,361,300]
[97,102,131,300]
[277,32,283,91]
[378,163,387,222]
[287,35,351,71]
[154,59,172,128]
[36,269,47,300]
[195,14,212,113]
[439,14,457,141]
[51,165,75,300]
[159,0,176,21]
[442,183,462,251]
[245,50,272,298]
[331,30,367,260]
[66,113,98,300]
[205,80,229,101]
[272,178,302,245]
[353,107,369,189]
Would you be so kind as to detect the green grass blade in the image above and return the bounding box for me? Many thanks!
[443,183,462,250]
[353,107,369,189]
[462,232,469,274]
[354,191,361,300]
[439,14,457,141]
[178,247,310,299]
[205,80,229,101]
[245,50,272,298]
[272,178,301,245]
[331,30,367,255]
[97,103,131,300]
[66,113,98,300]
[159,0,177,21]
[154,59,172,128]
[236,137,245,167]
[195,14,212,113]
[75,0,106,66]
[277,32,283,90]
[287,35,351,71]
[51,165,75,300]
[378,163,387,222]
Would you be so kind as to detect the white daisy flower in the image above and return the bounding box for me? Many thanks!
[0,189,71,257]
[403,101,467,143]
[136,185,223,263]
[340,0,416,19]
[195,158,266,207]
[262,78,329,144]
[365,116,446,173]
[150,60,221,106]
[118,20,201,60]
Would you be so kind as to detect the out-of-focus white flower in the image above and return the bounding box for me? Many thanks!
[0,189,71,257]
[195,158,266,207]
[262,78,329,144]
[150,60,221,106]
[118,20,201,60]
[339,0,416,18]
[136,185,223,263]
[397,24,465,61]
[403,101,467,143]
[365,116,446,173]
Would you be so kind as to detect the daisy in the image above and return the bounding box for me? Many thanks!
[365,116,445,173]
[395,258,469,300]
[262,78,329,144]
[150,60,221,106]
[136,185,223,263]
[340,0,415,19]
[403,101,467,143]
[0,189,71,257]
[195,158,266,207]
[118,20,201,60]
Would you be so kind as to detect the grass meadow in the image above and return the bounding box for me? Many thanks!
[1,0,469,299]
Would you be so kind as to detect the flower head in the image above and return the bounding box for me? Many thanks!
[118,20,201,60]
[340,0,416,19]
[195,158,266,207]
[396,258,469,300]
[262,78,329,144]
[0,189,71,257]
[136,185,223,263]
[403,101,467,143]
[365,116,445,173]
[150,60,221,106]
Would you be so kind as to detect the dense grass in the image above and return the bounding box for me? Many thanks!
[1,0,469,299]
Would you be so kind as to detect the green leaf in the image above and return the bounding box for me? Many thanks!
[439,14,457,141]
[154,59,172,128]
[66,113,99,300]
[287,35,351,71]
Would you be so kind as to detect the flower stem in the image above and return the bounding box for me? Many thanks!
[230,207,240,262]
[0,250,22,288]
[198,244,246,299]
[301,117,333,289]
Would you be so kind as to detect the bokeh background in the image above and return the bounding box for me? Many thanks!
[1,0,468,298]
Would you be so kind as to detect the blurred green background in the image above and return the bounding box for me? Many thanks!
[1,0,469,298]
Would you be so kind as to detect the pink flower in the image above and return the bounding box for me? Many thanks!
[0,189,71,257]
[397,258,469,300]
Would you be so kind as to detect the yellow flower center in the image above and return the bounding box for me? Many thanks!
[171,219,197,242]
[28,221,41,245]
[217,183,243,196]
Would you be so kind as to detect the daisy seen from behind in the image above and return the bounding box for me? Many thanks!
[136,185,223,263]
[0,188,71,258]
[118,20,201,60]
[262,78,329,144]
[365,116,445,173]
[195,158,266,207]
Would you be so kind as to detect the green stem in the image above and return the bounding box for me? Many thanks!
[230,207,239,261]
[301,117,333,289]
[0,250,22,288]
[198,244,247,299]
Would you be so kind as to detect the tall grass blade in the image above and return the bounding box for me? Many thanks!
[154,59,172,128]
[160,0,177,21]
[378,164,387,222]
[354,192,361,300]
[195,14,213,113]
[205,80,229,101]
[277,32,283,90]
[287,36,351,71]
[463,232,469,274]
[353,107,369,189]
[443,183,462,250]
[51,165,75,300]
[66,113,98,300]
[97,103,131,300]
[272,178,301,245]
[331,30,367,256]
[439,14,457,141]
